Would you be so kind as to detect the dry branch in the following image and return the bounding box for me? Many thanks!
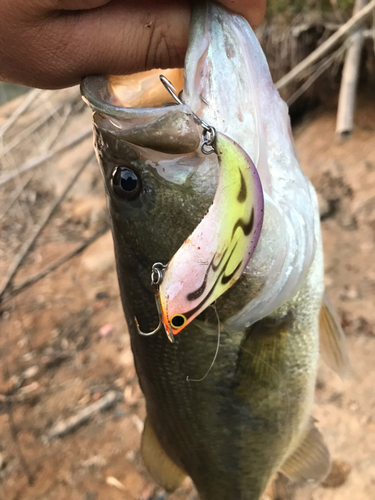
[0,153,94,301]
[41,102,73,150]
[336,0,368,136]
[7,400,34,485]
[0,128,92,187]
[0,171,35,221]
[276,0,375,91]
[0,89,43,140]
[287,45,346,106]
[1,103,63,157]
[106,476,128,492]
[0,94,81,157]
[6,224,110,299]
[45,391,120,441]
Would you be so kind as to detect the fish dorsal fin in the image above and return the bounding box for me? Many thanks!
[319,291,350,379]
[280,419,331,485]
[141,417,186,492]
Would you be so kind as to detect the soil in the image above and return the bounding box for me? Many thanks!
[0,89,374,500]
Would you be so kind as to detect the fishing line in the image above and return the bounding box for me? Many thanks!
[187,304,221,383]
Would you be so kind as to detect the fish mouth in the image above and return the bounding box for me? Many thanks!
[80,69,202,155]
[81,69,183,117]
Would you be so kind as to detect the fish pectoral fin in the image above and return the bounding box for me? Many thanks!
[141,416,186,492]
[280,418,331,485]
[319,291,350,379]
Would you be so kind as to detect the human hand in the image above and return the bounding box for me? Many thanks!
[0,0,266,89]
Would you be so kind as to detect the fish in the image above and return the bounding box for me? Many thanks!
[81,2,349,499]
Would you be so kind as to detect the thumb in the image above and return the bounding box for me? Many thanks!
[220,0,266,30]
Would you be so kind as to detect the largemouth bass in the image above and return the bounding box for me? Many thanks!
[81,2,348,499]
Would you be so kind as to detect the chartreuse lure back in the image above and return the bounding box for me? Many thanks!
[158,131,264,339]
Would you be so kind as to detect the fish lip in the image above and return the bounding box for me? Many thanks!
[81,75,183,119]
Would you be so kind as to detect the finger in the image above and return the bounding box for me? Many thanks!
[38,0,112,11]
[2,0,191,88]
[219,0,266,29]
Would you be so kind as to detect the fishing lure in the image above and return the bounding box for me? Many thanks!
[137,77,264,342]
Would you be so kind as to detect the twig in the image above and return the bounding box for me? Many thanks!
[0,128,92,188]
[7,401,34,485]
[1,101,73,181]
[276,0,375,91]
[0,95,81,157]
[363,28,375,37]
[0,103,63,157]
[41,102,73,150]
[39,91,68,123]
[0,383,41,405]
[5,224,110,299]
[322,25,374,36]
[0,89,43,140]
[106,476,128,492]
[287,45,347,106]
[0,153,94,301]
[336,0,368,136]
[45,391,120,441]
[0,171,35,221]
[131,414,144,434]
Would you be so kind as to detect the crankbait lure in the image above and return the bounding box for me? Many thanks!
[136,77,264,341]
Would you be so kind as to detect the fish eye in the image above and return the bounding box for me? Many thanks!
[112,166,141,200]
[170,314,187,329]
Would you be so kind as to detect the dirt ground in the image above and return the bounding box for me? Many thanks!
[0,88,374,500]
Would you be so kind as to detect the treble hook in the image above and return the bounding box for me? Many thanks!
[159,75,216,156]
[135,263,175,343]
[135,316,162,337]
[160,75,184,105]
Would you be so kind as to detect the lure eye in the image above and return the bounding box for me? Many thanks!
[170,314,187,330]
[112,166,141,200]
